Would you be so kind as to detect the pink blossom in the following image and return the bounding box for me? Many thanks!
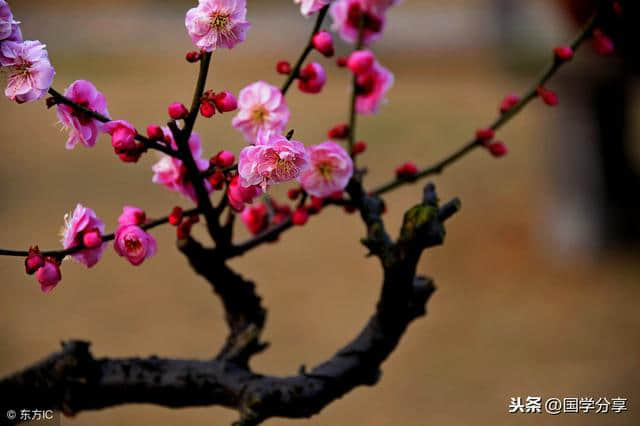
[36,258,62,293]
[298,62,327,94]
[240,203,269,235]
[118,206,147,227]
[61,204,107,268]
[151,128,212,202]
[185,0,250,52]
[355,60,393,114]
[238,134,310,190]
[232,81,290,143]
[299,141,353,197]
[0,40,54,103]
[56,80,109,149]
[0,0,18,41]
[227,175,262,211]
[295,0,330,16]
[347,50,374,75]
[114,225,157,266]
[330,0,385,45]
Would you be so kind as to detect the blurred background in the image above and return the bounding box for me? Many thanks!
[1,0,639,425]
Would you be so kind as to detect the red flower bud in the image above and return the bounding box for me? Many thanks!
[537,86,558,106]
[352,140,367,155]
[328,123,350,139]
[292,207,309,226]
[208,169,226,190]
[199,100,216,118]
[146,125,165,141]
[213,150,235,168]
[82,229,103,248]
[312,31,335,57]
[554,46,574,61]
[276,60,292,75]
[475,128,495,143]
[336,56,348,67]
[214,91,238,113]
[487,141,508,157]
[25,246,45,275]
[168,102,189,120]
[169,207,184,226]
[499,93,521,114]
[593,29,614,56]
[185,51,201,63]
[395,161,419,179]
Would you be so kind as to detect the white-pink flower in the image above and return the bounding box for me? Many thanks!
[330,0,385,45]
[232,81,290,143]
[299,141,353,197]
[56,80,109,149]
[61,204,107,268]
[185,0,250,52]
[0,40,54,103]
[294,0,330,16]
[238,134,309,190]
[114,225,157,266]
[151,128,212,202]
[355,60,393,114]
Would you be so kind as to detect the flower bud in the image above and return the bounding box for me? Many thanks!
[352,140,367,155]
[186,51,201,63]
[336,56,348,67]
[298,62,327,94]
[213,150,235,168]
[200,100,216,117]
[168,102,189,120]
[499,93,521,114]
[593,29,614,56]
[328,123,350,139]
[146,125,165,141]
[537,86,558,106]
[395,161,419,179]
[25,246,45,275]
[487,141,508,157]
[312,31,334,57]
[554,46,574,61]
[276,60,292,75]
[475,128,495,145]
[347,50,375,75]
[169,207,184,226]
[36,258,62,293]
[287,187,301,200]
[214,91,238,113]
[292,207,309,226]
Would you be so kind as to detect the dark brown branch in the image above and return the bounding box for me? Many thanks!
[178,237,267,364]
[369,12,600,196]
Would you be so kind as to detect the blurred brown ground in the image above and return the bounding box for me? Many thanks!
[1,1,639,425]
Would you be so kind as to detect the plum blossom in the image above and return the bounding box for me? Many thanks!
[151,128,212,202]
[354,60,393,114]
[299,141,353,197]
[0,40,54,103]
[294,0,330,16]
[0,0,18,41]
[185,0,250,52]
[114,225,157,266]
[232,81,289,143]
[56,80,109,149]
[61,204,107,268]
[238,134,310,190]
[298,62,327,94]
[330,0,385,45]
[241,203,269,235]
[227,175,262,211]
